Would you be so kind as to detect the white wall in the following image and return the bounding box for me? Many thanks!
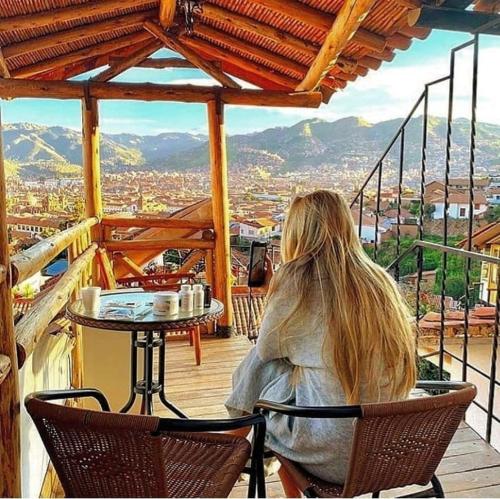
[20,333,73,497]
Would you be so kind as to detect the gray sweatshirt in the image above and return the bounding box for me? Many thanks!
[226,279,402,484]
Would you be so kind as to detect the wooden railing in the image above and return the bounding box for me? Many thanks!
[10,217,98,286]
[101,216,214,230]
[11,218,97,368]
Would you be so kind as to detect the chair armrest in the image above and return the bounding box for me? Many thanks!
[158,413,265,432]
[415,380,475,392]
[25,389,111,412]
[254,400,362,418]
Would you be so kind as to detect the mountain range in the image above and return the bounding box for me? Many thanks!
[3,117,500,179]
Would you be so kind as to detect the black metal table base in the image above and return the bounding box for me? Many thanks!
[120,331,187,417]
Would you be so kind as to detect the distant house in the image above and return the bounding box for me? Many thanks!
[351,209,387,244]
[238,218,280,240]
[486,187,500,205]
[449,177,490,190]
[7,214,66,237]
[430,192,488,219]
[459,222,500,303]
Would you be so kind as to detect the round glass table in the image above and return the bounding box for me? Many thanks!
[66,291,224,417]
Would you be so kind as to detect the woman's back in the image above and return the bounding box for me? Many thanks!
[226,190,416,485]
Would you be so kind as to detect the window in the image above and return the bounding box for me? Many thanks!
[459,208,466,217]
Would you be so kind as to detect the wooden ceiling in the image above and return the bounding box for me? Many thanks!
[0,0,435,102]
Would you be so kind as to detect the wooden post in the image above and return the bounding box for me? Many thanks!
[207,97,233,336]
[0,108,21,497]
[82,95,102,283]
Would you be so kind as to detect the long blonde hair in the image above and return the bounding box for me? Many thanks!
[268,190,416,404]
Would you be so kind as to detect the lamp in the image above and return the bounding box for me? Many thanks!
[177,0,204,35]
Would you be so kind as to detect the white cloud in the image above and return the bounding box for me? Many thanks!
[270,45,500,126]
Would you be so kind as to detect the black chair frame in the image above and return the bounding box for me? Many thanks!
[254,381,474,498]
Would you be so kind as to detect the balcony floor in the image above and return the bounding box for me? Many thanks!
[159,335,500,498]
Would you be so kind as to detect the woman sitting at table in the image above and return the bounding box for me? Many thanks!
[226,190,416,493]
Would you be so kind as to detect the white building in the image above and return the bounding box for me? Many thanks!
[351,209,387,244]
[430,192,488,220]
[238,218,280,240]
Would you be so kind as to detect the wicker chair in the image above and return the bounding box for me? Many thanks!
[255,381,476,498]
[26,389,266,498]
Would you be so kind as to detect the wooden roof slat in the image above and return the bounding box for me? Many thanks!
[12,30,152,78]
[2,10,157,60]
[181,34,300,89]
[0,0,157,33]
[159,0,177,28]
[144,20,241,89]
[250,0,389,52]
[298,0,377,91]
[195,23,357,85]
[0,48,9,78]
[202,3,317,58]
[0,78,324,108]
[195,23,307,80]
[200,3,366,76]
[92,39,162,82]
[33,40,153,80]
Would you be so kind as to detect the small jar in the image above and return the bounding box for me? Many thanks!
[153,291,179,316]
[179,284,194,313]
[193,284,204,309]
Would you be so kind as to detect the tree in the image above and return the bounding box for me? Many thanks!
[485,205,500,222]
[424,203,435,220]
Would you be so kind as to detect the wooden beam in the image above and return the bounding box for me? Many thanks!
[144,20,241,89]
[207,97,233,335]
[0,78,323,108]
[92,40,162,82]
[102,216,214,230]
[195,24,307,79]
[194,24,357,86]
[0,0,154,33]
[408,6,500,34]
[104,239,215,251]
[109,56,195,69]
[251,0,388,52]
[15,244,97,367]
[35,40,153,80]
[82,98,102,249]
[113,253,144,277]
[202,3,388,68]
[10,218,98,286]
[201,3,382,72]
[0,106,21,498]
[182,35,298,89]
[12,31,152,78]
[159,0,177,28]
[297,0,377,91]
[474,0,500,13]
[2,10,156,60]
[0,48,9,78]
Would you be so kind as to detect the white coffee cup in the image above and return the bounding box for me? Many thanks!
[153,291,179,316]
[81,286,101,312]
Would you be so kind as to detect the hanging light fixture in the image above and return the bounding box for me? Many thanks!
[177,0,204,35]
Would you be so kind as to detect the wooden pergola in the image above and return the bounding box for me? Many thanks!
[0,0,499,496]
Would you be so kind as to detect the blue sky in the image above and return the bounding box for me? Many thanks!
[1,31,498,136]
